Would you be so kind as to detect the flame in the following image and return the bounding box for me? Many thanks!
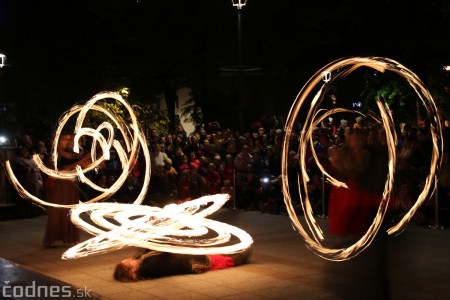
[281,57,443,261]
[5,92,253,259]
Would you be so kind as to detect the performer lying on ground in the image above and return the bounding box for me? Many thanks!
[114,247,253,282]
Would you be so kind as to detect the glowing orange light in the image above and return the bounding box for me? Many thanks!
[5,92,253,259]
[282,57,443,261]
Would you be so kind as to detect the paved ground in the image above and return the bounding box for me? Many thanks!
[1,207,450,300]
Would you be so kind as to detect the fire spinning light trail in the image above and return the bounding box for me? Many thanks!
[63,194,253,259]
[6,91,151,208]
[281,57,443,261]
[5,92,253,259]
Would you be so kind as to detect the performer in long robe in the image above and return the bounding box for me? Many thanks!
[43,134,91,247]
[327,129,386,244]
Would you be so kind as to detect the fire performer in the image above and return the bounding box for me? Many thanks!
[113,247,252,282]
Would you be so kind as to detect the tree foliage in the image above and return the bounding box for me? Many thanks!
[360,71,430,125]
[82,96,170,138]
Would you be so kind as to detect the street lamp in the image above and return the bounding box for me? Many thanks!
[0,54,5,68]
[0,53,6,147]
[231,0,247,70]
[0,54,5,102]
[231,0,247,9]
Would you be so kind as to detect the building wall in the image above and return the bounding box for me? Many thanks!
[158,87,196,136]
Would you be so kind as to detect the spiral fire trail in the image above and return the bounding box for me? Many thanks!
[5,92,253,259]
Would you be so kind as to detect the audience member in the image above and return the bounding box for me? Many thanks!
[188,151,201,170]
[205,163,221,195]
[151,143,168,169]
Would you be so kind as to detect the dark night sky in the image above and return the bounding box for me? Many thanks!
[1,0,450,132]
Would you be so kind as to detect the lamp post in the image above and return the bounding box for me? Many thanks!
[230,1,247,131]
[231,0,247,71]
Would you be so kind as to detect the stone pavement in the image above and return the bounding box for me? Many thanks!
[1,208,450,300]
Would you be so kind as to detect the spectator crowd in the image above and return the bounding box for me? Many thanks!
[5,114,450,226]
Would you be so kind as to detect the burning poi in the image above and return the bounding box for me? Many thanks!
[5,91,253,259]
